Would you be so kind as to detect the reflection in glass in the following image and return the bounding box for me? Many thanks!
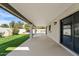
[63,25,71,36]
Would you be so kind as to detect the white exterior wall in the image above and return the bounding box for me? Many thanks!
[47,20,60,43]
[36,29,46,34]
[47,4,79,43]
[0,28,12,36]
[19,29,26,34]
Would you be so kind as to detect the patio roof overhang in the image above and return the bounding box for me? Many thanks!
[0,3,77,27]
[9,3,74,27]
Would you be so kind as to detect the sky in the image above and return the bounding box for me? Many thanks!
[0,8,24,25]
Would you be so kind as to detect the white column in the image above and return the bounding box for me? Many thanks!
[33,27,37,35]
[35,27,37,34]
[30,25,33,39]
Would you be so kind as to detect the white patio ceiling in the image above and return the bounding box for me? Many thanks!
[9,3,73,26]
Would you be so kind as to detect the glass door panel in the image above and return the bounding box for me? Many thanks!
[61,15,73,50]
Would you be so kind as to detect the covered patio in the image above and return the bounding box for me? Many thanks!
[0,3,79,56]
[7,33,73,56]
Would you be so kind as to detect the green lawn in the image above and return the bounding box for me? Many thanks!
[0,34,30,56]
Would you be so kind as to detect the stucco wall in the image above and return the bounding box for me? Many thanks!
[47,4,79,43]
[47,20,60,43]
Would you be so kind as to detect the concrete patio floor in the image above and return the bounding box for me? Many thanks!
[7,34,73,56]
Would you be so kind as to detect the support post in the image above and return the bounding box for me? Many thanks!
[30,25,33,39]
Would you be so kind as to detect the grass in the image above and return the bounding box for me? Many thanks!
[0,34,30,56]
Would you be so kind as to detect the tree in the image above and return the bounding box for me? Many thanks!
[13,23,19,35]
[9,21,19,35]
[0,24,9,28]
[9,21,15,28]
[24,24,30,32]
[17,21,24,29]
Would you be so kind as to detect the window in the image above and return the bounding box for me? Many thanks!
[49,25,51,32]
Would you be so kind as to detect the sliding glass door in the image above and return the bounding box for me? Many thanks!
[74,12,79,53]
[61,11,79,54]
[61,15,73,50]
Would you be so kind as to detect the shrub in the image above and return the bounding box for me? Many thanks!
[0,32,4,38]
